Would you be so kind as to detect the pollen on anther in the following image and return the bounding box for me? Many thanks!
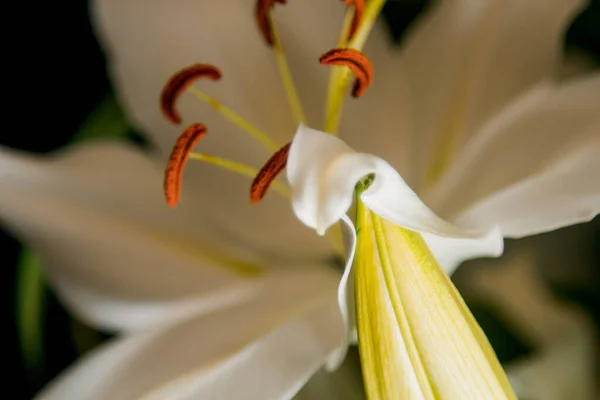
[342,0,364,41]
[256,0,287,45]
[161,64,221,125]
[164,123,208,207]
[250,142,291,204]
[319,48,373,98]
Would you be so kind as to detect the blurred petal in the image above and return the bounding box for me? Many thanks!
[457,248,597,400]
[38,269,344,400]
[558,49,598,80]
[456,142,600,238]
[0,143,265,331]
[400,0,586,184]
[428,74,600,237]
[295,349,365,400]
[287,125,503,273]
[508,331,596,400]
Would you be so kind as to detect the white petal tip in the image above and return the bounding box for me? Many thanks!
[324,346,348,372]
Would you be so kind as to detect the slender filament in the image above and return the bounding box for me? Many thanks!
[187,86,279,152]
[324,0,387,134]
[269,14,307,126]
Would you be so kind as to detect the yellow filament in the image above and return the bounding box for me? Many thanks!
[337,6,356,48]
[268,15,307,126]
[324,0,387,134]
[187,86,279,152]
[188,152,291,198]
[323,8,355,135]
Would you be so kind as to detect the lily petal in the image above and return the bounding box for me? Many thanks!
[458,247,597,400]
[0,142,264,331]
[288,125,454,236]
[37,269,344,400]
[400,0,586,185]
[287,125,503,271]
[326,214,357,370]
[295,350,365,400]
[428,73,600,237]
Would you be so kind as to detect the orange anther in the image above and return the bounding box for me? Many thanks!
[160,64,221,124]
[250,142,291,203]
[319,48,373,98]
[256,0,287,46]
[164,123,208,206]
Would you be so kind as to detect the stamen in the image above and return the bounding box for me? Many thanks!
[255,0,287,46]
[320,48,373,98]
[161,64,221,125]
[255,0,307,126]
[250,142,291,204]
[342,0,364,41]
[324,0,386,134]
[164,123,207,207]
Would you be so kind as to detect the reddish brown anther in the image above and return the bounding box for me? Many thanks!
[250,142,291,203]
[256,0,287,45]
[160,64,221,124]
[164,123,208,207]
[342,0,364,41]
[319,48,373,97]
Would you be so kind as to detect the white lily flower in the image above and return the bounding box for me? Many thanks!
[0,0,598,398]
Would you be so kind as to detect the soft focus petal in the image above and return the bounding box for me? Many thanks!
[295,350,365,400]
[428,74,600,237]
[456,142,600,238]
[0,143,264,331]
[558,49,598,80]
[38,269,344,400]
[92,0,350,262]
[429,73,600,215]
[508,331,596,400]
[457,248,597,400]
[400,0,586,185]
[287,125,503,272]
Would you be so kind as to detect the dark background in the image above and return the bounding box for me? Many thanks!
[3,1,600,399]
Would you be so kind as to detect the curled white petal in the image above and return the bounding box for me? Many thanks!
[325,214,357,371]
[287,125,498,245]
